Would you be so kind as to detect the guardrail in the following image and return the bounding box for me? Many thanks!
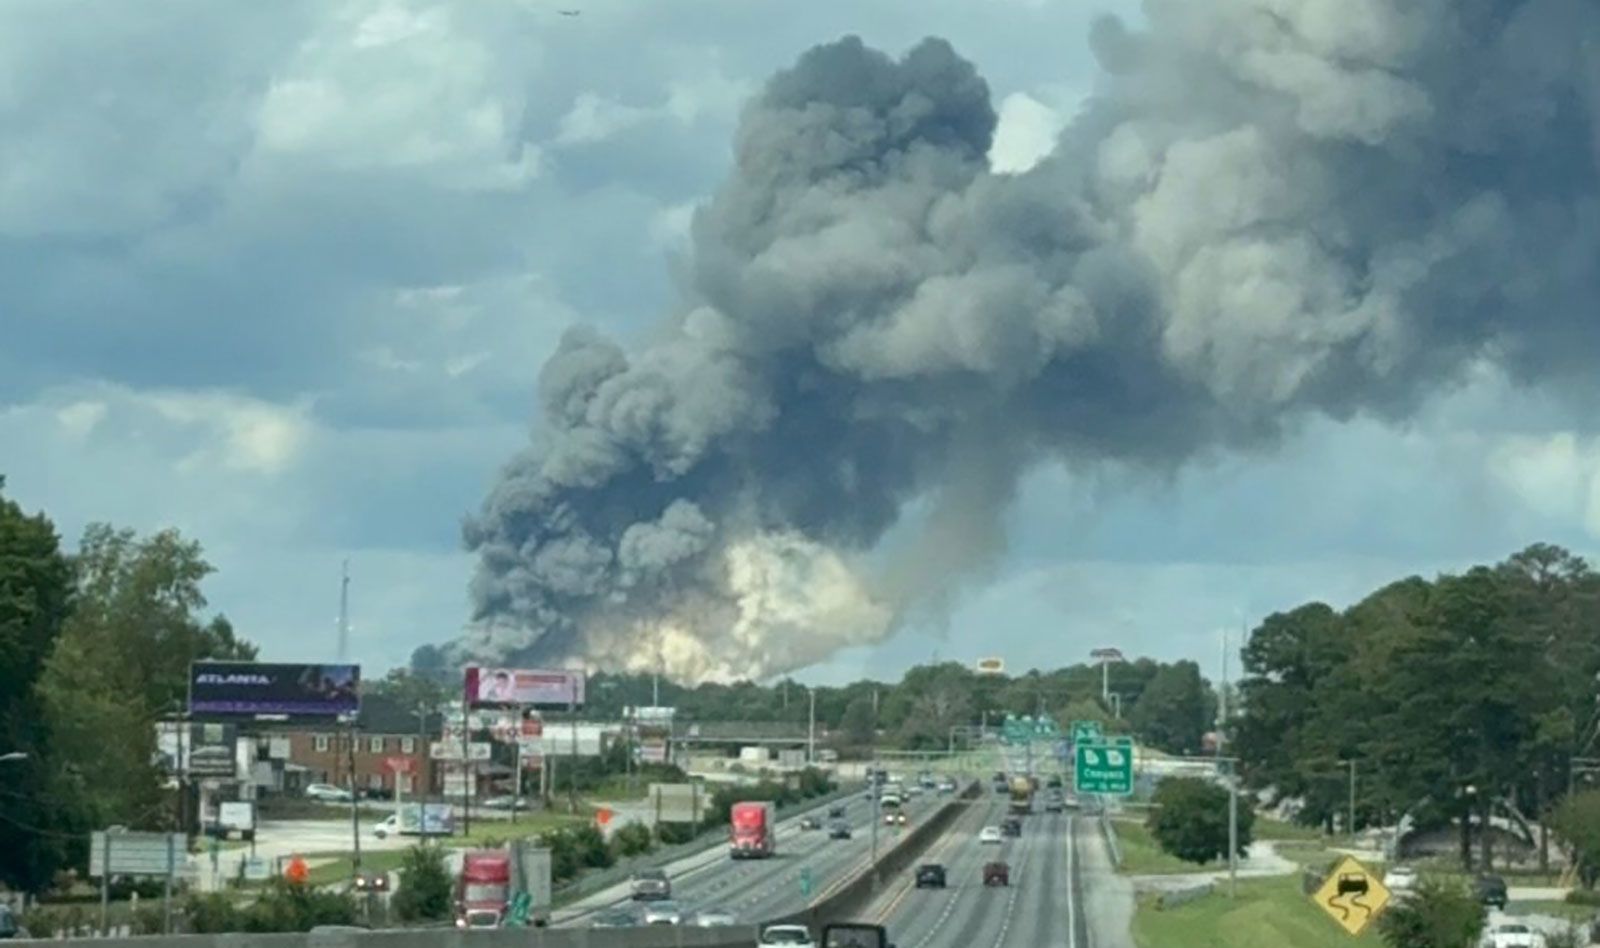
[762,781,982,931]
[1098,808,1123,870]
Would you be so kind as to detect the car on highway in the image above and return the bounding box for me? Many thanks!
[979,825,1003,844]
[480,795,532,811]
[937,778,957,794]
[829,820,853,839]
[1383,865,1419,896]
[1475,874,1509,910]
[828,804,847,818]
[630,868,672,901]
[1044,794,1064,813]
[304,783,353,803]
[372,814,399,839]
[1002,817,1023,837]
[640,900,684,926]
[800,815,823,830]
[983,861,1010,886]
[590,909,639,929]
[914,863,947,888]
[884,811,907,826]
[1480,922,1544,947]
[761,923,817,947]
[350,871,388,894]
[690,908,739,927]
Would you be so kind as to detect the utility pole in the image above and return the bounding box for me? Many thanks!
[1348,759,1357,839]
[348,716,362,875]
[1217,624,1230,757]
[1228,766,1238,898]
[461,701,471,835]
[568,679,578,815]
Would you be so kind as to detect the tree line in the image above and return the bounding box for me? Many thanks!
[1233,543,1598,870]
[1,478,255,895]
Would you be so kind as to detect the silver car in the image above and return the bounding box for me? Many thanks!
[640,900,683,926]
[691,908,738,927]
[630,868,671,901]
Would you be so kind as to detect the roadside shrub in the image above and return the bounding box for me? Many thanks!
[571,824,613,869]
[1377,879,1485,948]
[1567,888,1600,906]
[1146,777,1255,865]
[239,879,356,932]
[611,822,654,859]
[392,844,452,922]
[656,822,697,845]
[184,893,242,933]
[130,905,165,935]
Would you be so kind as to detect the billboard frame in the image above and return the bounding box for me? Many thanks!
[464,667,586,710]
[187,661,361,722]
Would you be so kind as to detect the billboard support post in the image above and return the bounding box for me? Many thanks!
[460,701,471,836]
[162,833,174,934]
[567,680,578,815]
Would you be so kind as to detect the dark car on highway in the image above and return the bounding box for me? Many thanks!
[829,820,853,839]
[915,864,947,888]
[800,815,823,830]
[1475,874,1508,910]
[828,804,847,818]
[1002,817,1023,837]
[983,861,1009,886]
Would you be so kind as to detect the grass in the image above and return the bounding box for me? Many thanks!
[1132,875,1384,948]
[1253,818,1330,843]
[1113,819,1211,875]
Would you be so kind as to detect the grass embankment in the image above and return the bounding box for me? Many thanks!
[1133,876,1383,948]
[302,812,588,885]
[1112,820,1206,875]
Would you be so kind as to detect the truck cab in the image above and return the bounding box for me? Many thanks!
[455,850,511,929]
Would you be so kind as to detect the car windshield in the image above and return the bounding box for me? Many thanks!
[635,870,666,881]
[763,927,812,944]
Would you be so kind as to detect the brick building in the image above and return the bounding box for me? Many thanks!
[283,694,444,798]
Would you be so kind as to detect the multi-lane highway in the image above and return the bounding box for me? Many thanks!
[555,785,948,927]
[861,793,1131,948]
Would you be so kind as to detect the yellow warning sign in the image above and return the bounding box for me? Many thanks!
[1311,856,1390,936]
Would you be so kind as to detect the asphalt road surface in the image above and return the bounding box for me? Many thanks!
[556,787,951,927]
[864,798,1133,948]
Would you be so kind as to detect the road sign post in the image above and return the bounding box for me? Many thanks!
[1073,742,1133,796]
[1311,856,1390,936]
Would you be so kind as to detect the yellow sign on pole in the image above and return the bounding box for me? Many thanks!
[1311,856,1391,936]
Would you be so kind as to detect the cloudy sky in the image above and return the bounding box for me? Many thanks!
[5,0,1596,686]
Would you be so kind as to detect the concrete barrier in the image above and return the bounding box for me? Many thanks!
[22,927,756,948]
[762,782,982,931]
[1098,810,1123,870]
[1154,882,1214,910]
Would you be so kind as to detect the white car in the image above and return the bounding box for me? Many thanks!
[1481,922,1545,948]
[304,783,353,803]
[640,900,683,926]
[979,826,1003,844]
[691,909,738,927]
[1383,865,1418,894]
[372,814,399,839]
[760,923,817,947]
[883,811,907,826]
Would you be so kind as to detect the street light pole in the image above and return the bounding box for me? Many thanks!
[1348,759,1357,839]
[807,688,816,767]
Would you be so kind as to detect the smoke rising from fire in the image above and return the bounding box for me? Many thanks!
[445,1,1599,682]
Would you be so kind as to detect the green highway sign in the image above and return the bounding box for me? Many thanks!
[1074,742,1134,795]
[1071,720,1103,744]
[799,867,813,897]
[505,892,532,927]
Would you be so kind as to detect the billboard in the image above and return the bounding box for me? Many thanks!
[975,657,1005,676]
[464,667,585,709]
[90,831,193,879]
[188,662,360,719]
[187,722,239,777]
[647,783,700,823]
[397,802,455,836]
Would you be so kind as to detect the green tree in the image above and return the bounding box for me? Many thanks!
[37,524,256,834]
[392,843,453,922]
[1376,878,1485,948]
[611,822,654,858]
[1127,660,1212,754]
[838,696,876,745]
[0,478,77,894]
[1147,776,1254,865]
[1550,791,1600,888]
[365,669,451,714]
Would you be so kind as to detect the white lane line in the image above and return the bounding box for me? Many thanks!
[1066,815,1077,948]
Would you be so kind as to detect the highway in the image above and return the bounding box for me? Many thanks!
[861,792,1131,948]
[555,785,950,927]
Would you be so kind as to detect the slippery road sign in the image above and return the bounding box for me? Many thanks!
[1312,856,1390,936]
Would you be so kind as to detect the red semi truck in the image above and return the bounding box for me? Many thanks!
[729,801,776,859]
[455,850,512,928]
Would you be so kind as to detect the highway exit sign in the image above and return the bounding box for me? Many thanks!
[1071,721,1103,744]
[1074,742,1133,795]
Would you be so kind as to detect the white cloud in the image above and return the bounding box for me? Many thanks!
[554,68,755,147]
[1489,433,1600,537]
[251,1,541,189]
[989,90,1071,173]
